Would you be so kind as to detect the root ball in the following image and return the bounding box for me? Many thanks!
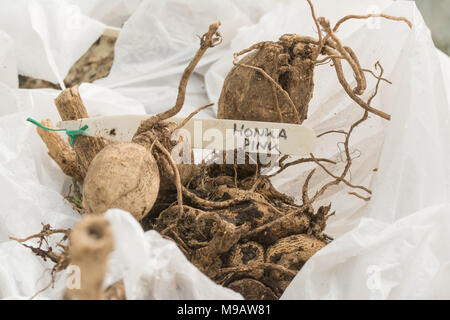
[227,242,264,267]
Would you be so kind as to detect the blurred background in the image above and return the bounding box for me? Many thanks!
[411,0,450,55]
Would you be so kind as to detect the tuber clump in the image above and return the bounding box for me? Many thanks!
[218,37,314,124]
[22,0,413,301]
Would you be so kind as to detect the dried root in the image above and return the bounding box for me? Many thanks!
[10,224,71,300]
[10,217,125,300]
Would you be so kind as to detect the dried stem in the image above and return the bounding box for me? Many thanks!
[317,130,347,138]
[154,140,184,219]
[175,103,214,130]
[305,60,388,204]
[182,185,253,210]
[54,86,108,181]
[362,68,392,84]
[65,214,114,300]
[348,192,371,201]
[265,157,336,178]
[306,0,323,57]
[135,22,222,135]
[319,18,367,95]
[302,169,316,208]
[156,23,221,121]
[10,227,69,243]
[325,46,391,120]
[35,119,83,184]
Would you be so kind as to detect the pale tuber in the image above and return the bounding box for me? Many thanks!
[83,143,160,221]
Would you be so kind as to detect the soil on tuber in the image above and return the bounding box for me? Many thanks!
[218,0,411,124]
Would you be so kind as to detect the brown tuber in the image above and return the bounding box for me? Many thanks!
[218,1,412,124]
[83,143,160,221]
[218,38,314,124]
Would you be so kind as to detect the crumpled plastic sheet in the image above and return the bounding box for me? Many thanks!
[95,0,274,117]
[1,0,450,300]
[66,0,143,27]
[282,2,450,298]
[282,204,450,299]
[0,0,105,87]
[0,30,18,89]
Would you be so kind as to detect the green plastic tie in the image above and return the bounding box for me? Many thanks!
[26,118,90,147]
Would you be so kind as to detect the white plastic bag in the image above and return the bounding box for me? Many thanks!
[281,2,450,299]
[0,0,105,87]
[0,31,18,88]
[95,0,270,115]
[438,50,450,108]
[66,0,142,27]
[0,83,240,299]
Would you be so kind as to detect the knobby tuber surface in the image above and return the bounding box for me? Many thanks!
[218,0,411,123]
[218,40,314,124]
[19,0,412,300]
